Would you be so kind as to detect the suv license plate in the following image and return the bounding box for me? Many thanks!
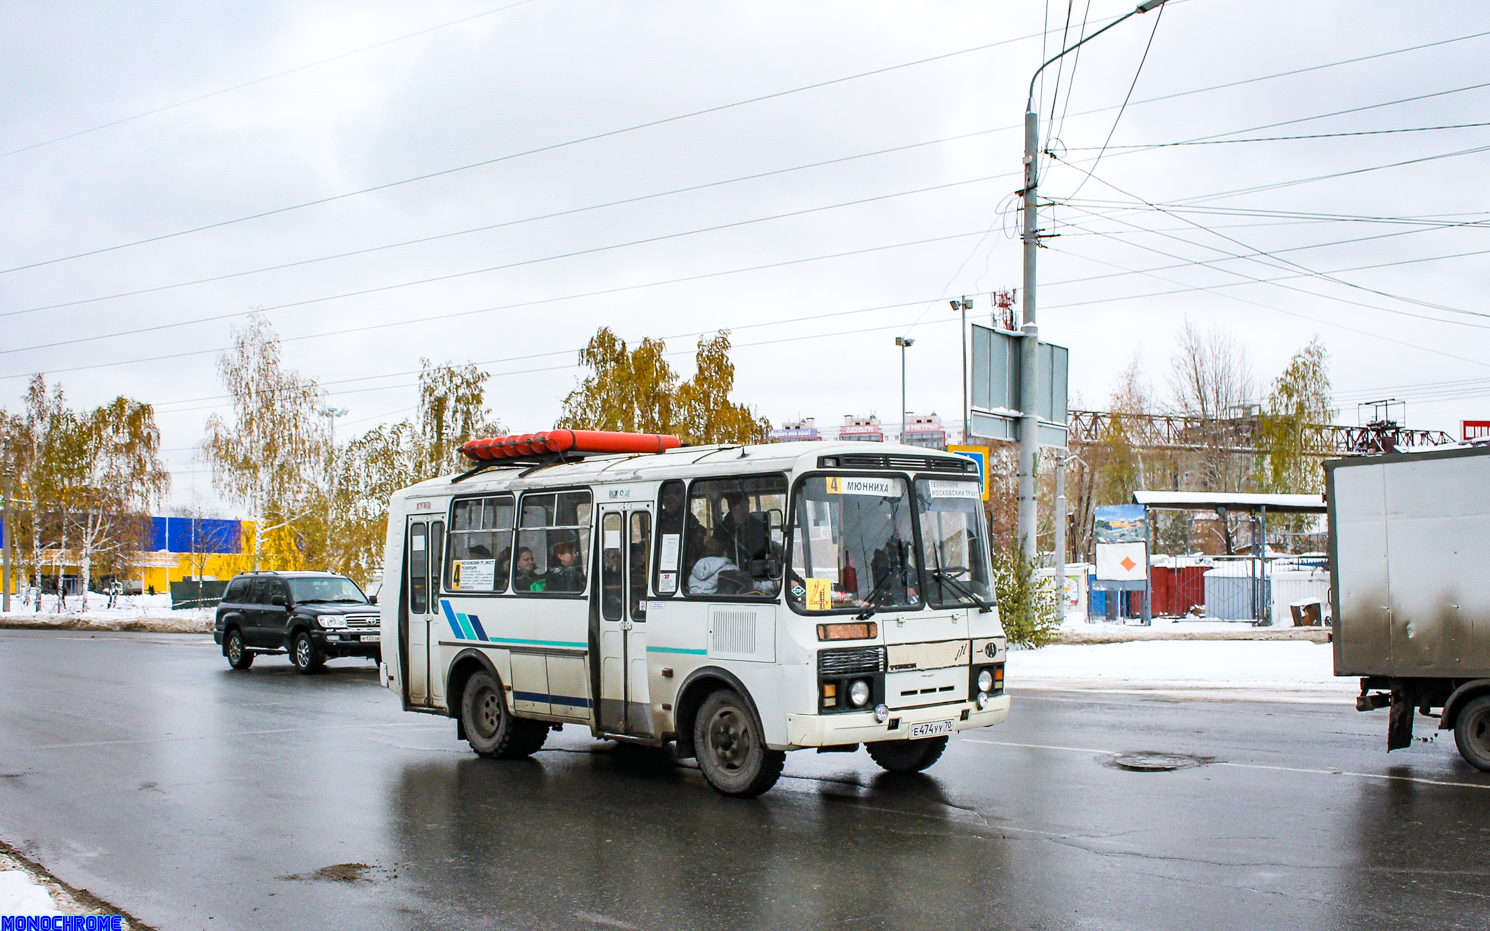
[908,719,955,739]
[361,634,380,643]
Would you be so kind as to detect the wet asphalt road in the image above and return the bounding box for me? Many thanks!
[1,630,1488,931]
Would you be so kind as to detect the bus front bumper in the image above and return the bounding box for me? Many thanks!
[785,694,1010,749]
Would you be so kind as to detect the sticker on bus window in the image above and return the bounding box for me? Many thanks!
[658,571,677,594]
[659,534,681,571]
[604,529,622,549]
[925,480,980,499]
[452,559,495,591]
[805,577,833,611]
[826,476,896,497]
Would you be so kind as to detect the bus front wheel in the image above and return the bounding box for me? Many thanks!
[694,689,784,798]
[462,670,548,759]
[868,735,948,774]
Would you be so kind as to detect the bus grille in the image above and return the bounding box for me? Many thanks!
[711,611,757,654]
[818,646,886,677]
[832,454,974,474]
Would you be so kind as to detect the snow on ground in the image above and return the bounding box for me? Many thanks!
[0,870,60,916]
[0,593,211,630]
[1008,639,1356,703]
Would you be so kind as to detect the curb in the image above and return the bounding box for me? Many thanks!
[0,616,211,635]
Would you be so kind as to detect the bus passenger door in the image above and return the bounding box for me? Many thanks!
[596,506,653,736]
[405,518,434,707]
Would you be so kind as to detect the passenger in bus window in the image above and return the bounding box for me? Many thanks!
[688,536,738,595]
[513,547,540,592]
[716,491,750,563]
[547,540,585,592]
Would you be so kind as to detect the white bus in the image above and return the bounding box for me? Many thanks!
[379,430,1010,797]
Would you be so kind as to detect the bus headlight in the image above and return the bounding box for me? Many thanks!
[977,668,994,694]
[848,679,871,708]
[874,703,890,723]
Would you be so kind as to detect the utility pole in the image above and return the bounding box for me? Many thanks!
[950,297,973,443]
[1053,450,1066,615]
[2,473,10,614]
[896,337,915,443]
[1020,0,1169,560]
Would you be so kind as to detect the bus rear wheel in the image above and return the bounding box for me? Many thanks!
[462,670,548,759]
[694,689,784,797]
[868,735,948,774]
[1455,695,1490,772]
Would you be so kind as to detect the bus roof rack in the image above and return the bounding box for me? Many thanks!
[451,430,684,483]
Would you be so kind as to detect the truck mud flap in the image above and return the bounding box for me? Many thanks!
[1388,681,1414,751]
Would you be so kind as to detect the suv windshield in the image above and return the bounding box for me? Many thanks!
[286,577,368,605]
[915,478,993,608]
[789,475,920,612]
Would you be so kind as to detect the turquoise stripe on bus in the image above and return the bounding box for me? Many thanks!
[648,646,707,655]
[455,612,478,641]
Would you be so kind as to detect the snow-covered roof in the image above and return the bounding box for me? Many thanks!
[1131,491,1327,514]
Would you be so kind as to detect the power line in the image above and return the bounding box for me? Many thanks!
[1064,121,1490,149]
[1060,0,1164,201]
[0,227,995,382]
[0,172,1009,360]
[2,126,1006,321]
[0,26,1067,278]
[7,22,1483,280]
[0,0,544,161]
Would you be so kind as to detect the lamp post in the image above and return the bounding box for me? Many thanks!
[895,336,915,443]
[1018,0,1169,560]
[950,296,973,443]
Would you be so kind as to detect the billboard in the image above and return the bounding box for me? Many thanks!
[968,323,1068,448]
[1463,420,1490,442]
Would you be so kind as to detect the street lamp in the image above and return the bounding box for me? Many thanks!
[1016,0,1170,560]
[319,406,349,447]
[895,336,915,444]
[950,296,973,443]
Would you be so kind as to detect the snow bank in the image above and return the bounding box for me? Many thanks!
[1007,639,1355,702]
[0,870,60,916]
[0,594,212,632]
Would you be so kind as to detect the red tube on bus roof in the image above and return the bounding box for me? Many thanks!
[458,430,681,462]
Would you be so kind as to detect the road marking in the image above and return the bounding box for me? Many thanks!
[962,738,1490,790]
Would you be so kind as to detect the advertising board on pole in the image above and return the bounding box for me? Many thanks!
[947,445,990,500]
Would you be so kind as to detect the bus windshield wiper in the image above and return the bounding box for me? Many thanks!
[930,568,994,614]
[854,571,900,620]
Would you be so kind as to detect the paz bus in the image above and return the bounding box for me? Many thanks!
[378,429,1009,797]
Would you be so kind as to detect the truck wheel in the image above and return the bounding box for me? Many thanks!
[461,670,548,759]
[868,736,948,774]
[224,629,253,670]
[291,632,324,674]
[1454,695,1490,772]
[693,689,784,797]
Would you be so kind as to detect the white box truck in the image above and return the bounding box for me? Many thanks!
[1327,444,1490,771]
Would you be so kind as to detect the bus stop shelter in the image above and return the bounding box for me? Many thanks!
[1131,491,1328,624]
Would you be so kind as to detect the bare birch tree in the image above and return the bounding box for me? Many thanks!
[200,315,327,569]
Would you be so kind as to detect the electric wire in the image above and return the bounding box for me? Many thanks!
[0,0,544,161]
[0,172,1011,359]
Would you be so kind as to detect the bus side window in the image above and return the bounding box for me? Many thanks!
[515,490,592,595]
[684,475,787,598]
[653,480,687,596]
[409,522,428,614]
[630,511,651,619]
[447,495,514,593]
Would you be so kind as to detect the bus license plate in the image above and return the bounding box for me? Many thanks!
[908,719,955,739]
[361,635,380,643]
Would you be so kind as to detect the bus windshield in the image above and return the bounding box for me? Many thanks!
[915,478,993,608]
[789,475,920,612]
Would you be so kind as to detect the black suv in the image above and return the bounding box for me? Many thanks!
[214,571,380,673]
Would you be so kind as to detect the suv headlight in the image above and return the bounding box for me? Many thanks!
[318,616,347,629]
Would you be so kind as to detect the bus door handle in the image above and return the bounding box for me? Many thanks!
[621,619,634,631]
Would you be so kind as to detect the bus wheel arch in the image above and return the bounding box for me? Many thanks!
[446,649,500,721]
[673,667,765,760]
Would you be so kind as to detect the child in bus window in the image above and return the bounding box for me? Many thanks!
[546,540,585,592]
[688,536,739,594]
[513,547,541,592]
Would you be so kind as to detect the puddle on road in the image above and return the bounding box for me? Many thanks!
[279,862,395,884]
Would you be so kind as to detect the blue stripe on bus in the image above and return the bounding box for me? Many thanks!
[466,613,489,641]
[513,690,592,709]
[440,601,464,639]
[647,646,707,655]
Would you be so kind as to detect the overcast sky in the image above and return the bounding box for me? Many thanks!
[3,0,1488,515]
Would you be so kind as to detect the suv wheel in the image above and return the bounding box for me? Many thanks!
[461,670,548,759]
[224,629,253,670]
[291,631,324,674]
